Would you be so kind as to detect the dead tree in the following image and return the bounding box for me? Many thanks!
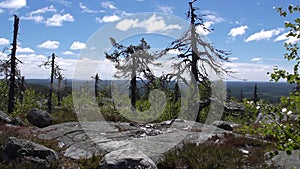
[92,73,100,98]
[57,74,63,106]
[159,0,230,121]
[40,53,63,113]
[8,15,20,114]
[19,76,26,104]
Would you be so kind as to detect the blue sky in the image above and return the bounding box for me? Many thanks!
[0,0,299,81]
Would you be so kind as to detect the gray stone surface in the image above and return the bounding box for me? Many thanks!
[37,120,229,163]
[0,137,58,168]
[27,108,53,128]
[34,120,299,168]
[99,148,157,169]
[0,110,12,124]
[265,150,300,169]
[11,116,25,126]
[212,120,234,131]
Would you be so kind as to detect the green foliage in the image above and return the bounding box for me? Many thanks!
[0,80,8,112]
[269,5,300,84]
[260,4,300,157]
[12,89,41,119]
[76,154,103,169]
[242,94,300,156]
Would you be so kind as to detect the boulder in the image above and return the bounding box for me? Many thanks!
[265,150,300,169]
[99,148,157,169]
[27,108,53,128]
[11,116,25,126]
[224,101,244,113]
[0,110,12,124]
[0,137,58,168]
[254,112,296,124]
[212,121,234,131]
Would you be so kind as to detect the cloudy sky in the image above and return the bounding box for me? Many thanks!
[0,0,298,81]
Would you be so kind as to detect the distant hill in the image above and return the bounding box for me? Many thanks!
[25,79,296,102]
[226,81,295,102]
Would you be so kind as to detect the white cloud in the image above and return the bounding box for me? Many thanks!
[0,0,26,10]
[49,0,71,7]
[204,14,224,23]
[228,57,239,61]
[63,51,76,55]
[79,3,97,13]
[245,28,284,42]
[38,40,60,49]
[223,62,275,81]
[17,46,34,53]
[17,53,76,79]
[157,5,174,14]
[250,57,262,62]
[96,15,121,23]
[101,1,117,10]
[201,10,224,23]
[20,6,75,27]
[195,10,224,36]
[274,32,300,44]
[45,13,74,26]
[21,15,44,22]
[228,25,248,37]
[70,41,87,50]
[0,38,9,45]
[116,14,181,33]
[31,5,56,15]
[196,21,213,36]
[167,49,182,55]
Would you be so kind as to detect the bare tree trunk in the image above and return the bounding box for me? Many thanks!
[20,76,26,104]
[8,15,19,114]
[57,74,62,106]
[95,73,99,98]
[189,2,199,82]
[48,53,55,113]
[131,54,137,109]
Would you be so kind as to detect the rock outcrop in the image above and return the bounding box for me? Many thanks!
[99,148,157,169]
[27,108,53,128]
[0,137,58,168]
[265,150,300,169]
[37,120,229,163]
[11,116,25,126]
[212,121,235,131]
[0,110,12,124]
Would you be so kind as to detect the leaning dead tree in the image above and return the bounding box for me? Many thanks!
[159,0,230,121]
[40,53,63,113]
[8,15,23,114]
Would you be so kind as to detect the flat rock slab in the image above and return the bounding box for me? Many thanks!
[100,148,157,169]
[37,120,229,163]
[265,150,300,169]
[0,137,58,168]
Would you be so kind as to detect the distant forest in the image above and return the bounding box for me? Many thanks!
[25,79,296,103]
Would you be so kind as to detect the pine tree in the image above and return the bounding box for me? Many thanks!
[106,38,160,109]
